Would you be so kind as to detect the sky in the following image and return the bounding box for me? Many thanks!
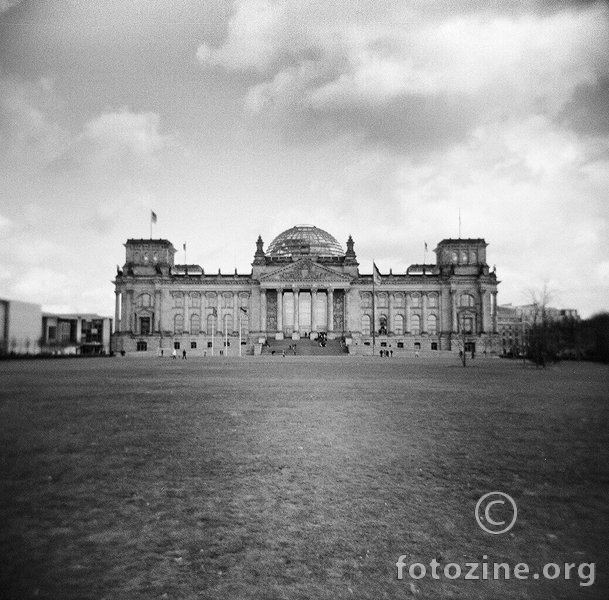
[0,0,608,318]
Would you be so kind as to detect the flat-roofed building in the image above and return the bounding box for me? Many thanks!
[42,313,113,355]
[0,298,43,355]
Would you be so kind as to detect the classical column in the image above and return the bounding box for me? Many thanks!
[277,289,283,333]
[388,292,394,333]
[233,292,239,334]
[405,294,411,333]
[479,289,486,333]
[154,290,161,332]
[293,287,299,332]
[343,289,348,332]
[422,293,428,334]
[451,290,458,333]
[127,290,134,332]
[438,289,444,334]
[311,288,317,332]
[114,291,120,333]
[184,292,189,334]
[492,291,498,333]
[260,289,267,334]
[327,288,334,332]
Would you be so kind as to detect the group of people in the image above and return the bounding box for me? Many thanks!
[171,348,187,359]
[379,349,393,357]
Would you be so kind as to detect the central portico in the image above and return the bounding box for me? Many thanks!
[259,259,353,338]
[253,226,358,340]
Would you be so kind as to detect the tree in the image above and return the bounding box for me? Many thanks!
[526,284,556,368]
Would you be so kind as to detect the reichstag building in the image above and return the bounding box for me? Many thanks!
[112,225,500,355]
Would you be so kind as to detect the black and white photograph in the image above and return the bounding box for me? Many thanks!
[1,1,608,598]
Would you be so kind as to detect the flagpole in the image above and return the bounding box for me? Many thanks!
[372,260,376,356]
[225,315,228,357]
[211,315,214,356]
[239,313,242,356]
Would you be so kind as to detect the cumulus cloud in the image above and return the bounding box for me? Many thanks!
[0,75,70,168]
[198,0,609,152]
[49,107,171,176]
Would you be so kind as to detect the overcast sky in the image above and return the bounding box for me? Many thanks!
[0,0,607,317]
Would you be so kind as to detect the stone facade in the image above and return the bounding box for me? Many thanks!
[111,226,500,355]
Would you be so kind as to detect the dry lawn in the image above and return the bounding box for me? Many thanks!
[1,356,608,599]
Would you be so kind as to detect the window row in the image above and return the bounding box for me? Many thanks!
[360,292,439,308]
[173,314,249,335]
[135,292,251,309]
[361,314,438,335]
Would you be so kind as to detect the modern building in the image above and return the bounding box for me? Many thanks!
[42,313,113,355]
[112,225,500,356]
[0,298,43,355]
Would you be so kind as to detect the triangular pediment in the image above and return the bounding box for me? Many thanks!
[259,258,353,283]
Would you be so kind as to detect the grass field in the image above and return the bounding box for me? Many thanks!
[1,356,608,599]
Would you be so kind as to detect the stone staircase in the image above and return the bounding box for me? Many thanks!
[262,337,348,356]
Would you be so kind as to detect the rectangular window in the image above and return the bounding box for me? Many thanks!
[136,341,147,351]
[191,341,197,349]
[397,342,404,349]
[431,342,438,350]
[174,342,180,350]
[414,342,421,350]
[48,326,57,341]
[380,341,387,347]
[207,341,213,348]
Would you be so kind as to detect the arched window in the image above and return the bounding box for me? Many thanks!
[222,293,233,308]
[174,314,184,335]
[427,314,437,335]
[190,314,200,335]
[469,251,477,264]
[451,252,458,264]
[394,314,404,335]
[460,294,475,307]
[460,251,468,264]
[411,314,420,335]
[190,293,201,308]
[138,293,152,307]
[207,314,216,335]
[223,314,233,333]
[361,314,371,335]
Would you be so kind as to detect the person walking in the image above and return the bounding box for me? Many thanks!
[182,349,187,360]
[172,348,177,359]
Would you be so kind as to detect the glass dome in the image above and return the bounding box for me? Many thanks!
[267,225,344,258]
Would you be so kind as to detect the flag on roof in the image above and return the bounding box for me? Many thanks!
[151,210,157,224]
[373,262,382,287]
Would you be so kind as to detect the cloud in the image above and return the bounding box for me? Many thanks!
[199,0,609,153]
[49,107,172,176]
[0,75,70,169]
[0,0,23,15]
